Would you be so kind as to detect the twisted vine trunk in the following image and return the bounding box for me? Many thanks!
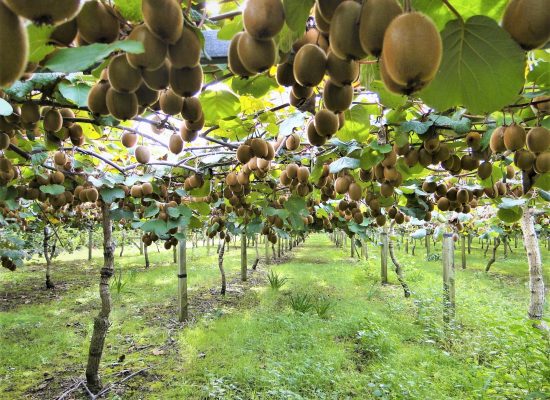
[252,235,259,270]
[389,223,411,297]
[119,230,125,257]
[43,227,55,289]
[85,203,115,393]
[88,225,93,261]
[218,239,226,295]
[485,238,500,272]
[521,208,546,322]
[144,241,150,269]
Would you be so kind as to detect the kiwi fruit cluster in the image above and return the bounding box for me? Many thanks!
[229,0,285,77]
[130,182,154,198]
[279,163,313,197]
[183,174,205,192]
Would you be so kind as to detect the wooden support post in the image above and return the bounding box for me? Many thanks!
[88,226,93,261]
[461,234,466,269]
[425,234,431,257]
[177,228,188,322]
[381,231,388,284]
[442,233,455,323]
[265,236,270,264]
[241,233,247,281]
[405,238,409,254]
[350,236,355,258]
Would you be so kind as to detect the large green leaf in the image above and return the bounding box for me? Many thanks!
[231,75,278,98]
[199,90,241,126]
[329,157,360,174]
[100,187,126,203]
[114,0,142,21]
[27,25,55,63]
[419,16,526,114]
[58,82,91,107]
[40,184,65,195]
[283,0,314,32]
[44,40,144,73]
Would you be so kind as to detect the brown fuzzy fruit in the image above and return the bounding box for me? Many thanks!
[250,138,269,158]
[503,124,526,151]
[77,1,119,44]
[135,146,151,164]
[4,0,81,25]
[348,182,362,201]
[159,89,184,115]
[297,166,310,183]
[286,134,300,151]
[329,1,366,61]
[293,44,327,87]
[106,89,139,120]
[307,121,327,146]
[0,132,9,150]
[228,32,255,78]
[477,162,493,180]
[53,151,66,166]
[168,26,201,68]
[108,54,142,93]
[126,25,167,71]
[276,62,296,87]
[121,132,138,148]
[514,149,535,170]
[180,126,198,142]
[326,51,359,87]
[169,65,203,97]
[382,12,442,91]
[465,131,482,150]
[335,176,350,194]
[0,2,28,87]
[237,32,276,73]
[86,188,99,202]
[130,185,143,198]
[43,109,63,132]
[169,134,184,154]
[243,0,285,40]
[142,61,170,90]
[502,0,550,50]
[437,197,450,211]
[87,81,110,115]
[314,109,339,137]
[323,79,353,112]
[358,0,402,57]
[535,151,550,173]
[526,126,550,153]
[142,0,183,44]
[489,126,506,153]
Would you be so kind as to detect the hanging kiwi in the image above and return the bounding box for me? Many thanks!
[250,138,269,158]
[293,28,329,53]
[243,0,285,40]
[87,81,110,115]
[108,54,142,93]
[168,26,202,68]
[135,145,151,164]
[326,51,359,87]
[169,134,184,155]
[323,80,353,112]
[535,151,550,173]
[314,109,339,137]
[142,0,183,44]
[50,19,78,46]
[180,126,198,142]
[135,83,160,107]
[43,109,63,132]
[514,149,535,170]
[293,44,327,87]
[21,103,41,124]
[159,89,184,115]
[477,162,493,179]
[0,133,10,151]
[4,0,81,25]
[329,1,366,61]
[126,25,167,71]
[381,12,442,92]
[181,97,203,122]
[285,133,300,151]
[276,62,296,87]
[228,32,255,78]
[237,32,276,74]
[121,132,138,148]
[142,61,170,90]
[0,3,28,88]
[489,126,506,153]
[169,65,203,97]
[502,0,550,50]
[313,4,331,33]
[77,1,119,44]
[237,145,253,164]
[358,0,402,57]
[317,0,344,22]
[503,124,526,151]
[526,126,550,153]
[106,89,139,120]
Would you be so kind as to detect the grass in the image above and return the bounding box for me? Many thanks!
[0,234,549,399]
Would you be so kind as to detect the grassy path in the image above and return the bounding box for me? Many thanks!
[0,234,548,399]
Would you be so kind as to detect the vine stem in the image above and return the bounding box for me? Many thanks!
[441,0,464,24]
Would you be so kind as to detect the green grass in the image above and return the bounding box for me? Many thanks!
[0,234,549,399]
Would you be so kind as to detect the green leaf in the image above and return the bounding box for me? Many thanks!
[231,75,278,98]
[498,197,526,209]
[360,148,384,170]
[189,201,210,215]
[44,40,145,73]
[114,0,143,21]
[336,105,374,142]
[264,207,289,219]
[141,219,168,237]
[144,204,160,218]
[58,82,91,107]
[420,16,526,114]
[100,187,125,203]
[534,173,550,191]
[540,190,550,202]
[284,195,307,216]
[370,80,407,109]
[40,184,65,195]
[283,0,314,32]
[369,141,392,153]
[0,98,13,116]
[27,24,55,63]
[399,120,433,135]
[329,157,360,174]
[217,15,243,40]
[199,90,241,126]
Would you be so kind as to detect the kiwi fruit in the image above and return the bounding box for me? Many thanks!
[142,0,183,44]
[126,25,167,71]
[142,182,155,196]
[437,197,450,211]
[358,0,402,57]
[323,80,353,112]
[379,55,411,95]
[53,151,67,166]
[185,113,205,131]
[168,26,201,68]
[526,126,550,153]
[0,3,28,87]
[460,155,479,171]
[535,151,550,173]
[180,126,198,142]
[77,1,119,44]
[142,61,170,90]
[286,134,300,151]
[477,162,492,179]
[502,0,550,50]
[237,145,253,164]
[60,108,75,128]
[237,32,276,73]
[335,176,350,194]
[265,141,275,160]
[489,126,506,153]
[121,132,138,148]
[4,0,81,25]
[0,132,10,150]
[292,84,314,100]
[293,28,329,53]
[228,32,255,77]
[135,146,151,164]
[293,44,327,87]
[326,51,359,86]
[329,1,366,61]
[243,0,285,40]
[307,121,327,146]
[50,171,65,185]
[532,95,550,114]
[21,103,41,124]
[314,109,339,137]
[348,182,362,201]
[169,65,203,97]
[50,18,77,46]
[297,166,310,182]
[514,149,535,170]
[87,81,110,115]
[250,138,269,158]
[181,97,203,122]
[503,124,526,151]
[135,83,160,107]
[465,131,482,150]
[375,214,387,226]
[159,89,184,115]
[108,54,142,93]
[169,134,184,154]
[314,4,331,32]
[276,62,296,87]
[43,109,63,132]
[382,12,442,90]
[87,188,99,203]
[106,88,139,120]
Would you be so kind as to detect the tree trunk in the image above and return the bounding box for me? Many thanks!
[485,238,500,272]
[173,245,177,263]
[405,238,409,254]
[88,226,93,261]
[85,203,115,393]
[425,234,431,257]
[218,239,227,295]
[252,235,259,270]
[241,233,247,281]
[442,233,455,323]
[139,237,144,255]
[144,241,150,269]
[389,223,410,297]
[350,236,355,258]
[380,230,388,285]
[461,234,466,269]
[521,208,545,322]
[119,230,125,257]
[467,234,472,254]
[43,227,55,289]
[264,235,270,265]
[177,228,188,322]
